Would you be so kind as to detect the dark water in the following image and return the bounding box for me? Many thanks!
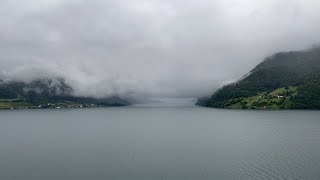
[1,106,320,180]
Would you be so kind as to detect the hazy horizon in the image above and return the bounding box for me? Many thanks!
[1,0,320,100]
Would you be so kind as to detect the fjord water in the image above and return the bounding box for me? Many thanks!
[1,106,320,180]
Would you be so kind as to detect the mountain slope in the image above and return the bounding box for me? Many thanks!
[201,46,320,109]
[0,78,130,109]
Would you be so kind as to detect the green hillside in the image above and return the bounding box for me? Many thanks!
[201,46,320,109]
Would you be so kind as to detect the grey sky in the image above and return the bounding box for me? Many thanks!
[0,0,320,99]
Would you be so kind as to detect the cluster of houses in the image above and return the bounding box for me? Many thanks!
[258,94,285,99]
[8,103,100,110]
[37,103,98,109]
[38,103,60,109]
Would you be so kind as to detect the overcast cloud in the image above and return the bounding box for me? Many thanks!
[0,0,320,99]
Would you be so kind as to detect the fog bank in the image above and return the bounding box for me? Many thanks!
[1,0,320,99]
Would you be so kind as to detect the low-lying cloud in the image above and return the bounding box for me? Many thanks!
[1,0,320,99]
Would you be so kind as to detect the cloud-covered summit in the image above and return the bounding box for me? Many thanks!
[1,0,320,99]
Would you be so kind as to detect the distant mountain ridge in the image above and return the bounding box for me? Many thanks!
[0,78,130,109]
[199,46,320,109]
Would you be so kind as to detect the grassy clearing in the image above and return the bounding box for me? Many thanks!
[0,101,35,109]
[224,86,298,109]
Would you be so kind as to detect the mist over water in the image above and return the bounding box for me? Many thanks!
[1,0,320,100]
[1,2,320,180]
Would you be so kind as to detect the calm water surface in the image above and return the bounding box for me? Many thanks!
[1,106,320,180]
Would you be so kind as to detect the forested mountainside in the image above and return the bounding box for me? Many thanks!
[199,46,320,109]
